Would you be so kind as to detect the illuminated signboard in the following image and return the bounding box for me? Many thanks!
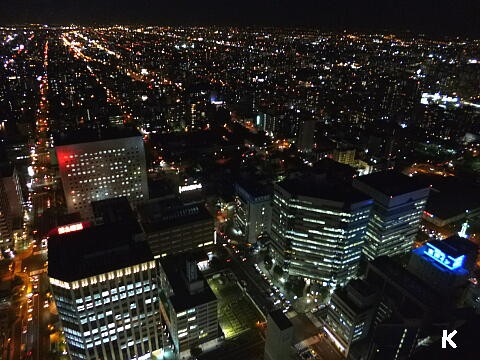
[179,183,202,194]
[423,243,465,271]
[58,223,84,235]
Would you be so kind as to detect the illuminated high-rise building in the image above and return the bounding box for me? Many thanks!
[270,173,372,286]
[353,172,430,260]
[0,163,23,252]
[234,181,271,245]
[55,127,149,220]
[48,222,166,360]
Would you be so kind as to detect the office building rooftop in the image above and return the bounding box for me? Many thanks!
[48,222,151,282]
[139,198,211,232]
[368,256,440,308]
[236,179,271,199]
[425,236,478,260]
[91,197,137,225]
[269,309,293,331]
[54,126,141,147]
[160,254,216,312]
[278,174,371,205]
[354,171,427,196]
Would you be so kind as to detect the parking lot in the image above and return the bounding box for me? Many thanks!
[207,273,264,339]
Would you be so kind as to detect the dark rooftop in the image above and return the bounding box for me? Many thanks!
[269,309,293,331]
[424,191,474,220]
[312,158,357,182]
[139,198,212,232]
[332,279,377,316]
[368,256,441,309]
[92,197,136,225]
[278,173,371,206]
[54,126,141,147]
[160,254,216,312]
[235,179,271,199]
[48,222,152,282]
[426,236,478,259]
[348,278,377,299]
[354,171,428,196]
[417,176,480,220]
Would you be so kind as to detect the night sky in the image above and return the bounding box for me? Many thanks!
[1,0,479,36]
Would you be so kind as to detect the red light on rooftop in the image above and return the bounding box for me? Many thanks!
[423,211,434,218]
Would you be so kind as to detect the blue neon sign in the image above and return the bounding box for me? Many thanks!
[423,243,465,271]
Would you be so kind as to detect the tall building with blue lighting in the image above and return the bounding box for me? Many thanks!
[325,236,478,359]
[408,235,477,296]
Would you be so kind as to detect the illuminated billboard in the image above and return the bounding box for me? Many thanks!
[58,223,84,234]
[47,222,91,237]
[423,243,465,271]
[179,183,202,193]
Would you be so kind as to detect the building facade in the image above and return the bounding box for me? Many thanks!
[324,279,377,357]
[138,197,214,258]
[353,172,430,260]
[362,257,449,360]
[333,148,356,166]
[48,224,165,360]
[270,175,372,286]
[159,255,220,358]
[264,309,293,360]
[234,182,271,244]
[55,128,149,220]
[0,164,23,252]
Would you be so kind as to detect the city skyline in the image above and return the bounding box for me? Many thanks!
[0,1,479,37]
[0,7,479,360]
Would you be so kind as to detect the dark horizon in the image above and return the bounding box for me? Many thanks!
[1,0,479,37]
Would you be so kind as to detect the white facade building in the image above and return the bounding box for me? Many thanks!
[55,128,148,220]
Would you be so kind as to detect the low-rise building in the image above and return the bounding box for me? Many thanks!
[264,309,294,360]
[159,254,220,358]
